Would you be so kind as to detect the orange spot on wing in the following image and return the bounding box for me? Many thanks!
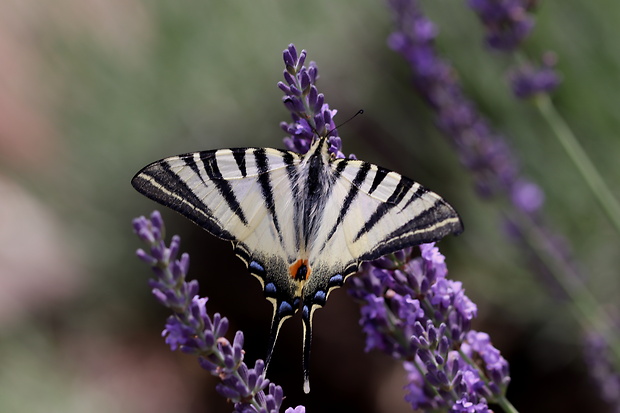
[289,258,311,281]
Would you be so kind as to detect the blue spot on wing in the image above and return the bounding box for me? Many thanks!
[313,290,326,305]
[265,282,277,294]
[328,274,343,286]
[278,301,293,316]
[249,260,265,275]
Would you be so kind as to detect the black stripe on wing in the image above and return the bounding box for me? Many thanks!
[131,159,235,240]
[401,185,428,209]
[368,166,388,194]
[358,200,463,261]
[353,175,414,242]
[321,161,371,249]
[282,151,302,251]
[194,152,248,226]
[254,148,284,243]
[231,148,248,177]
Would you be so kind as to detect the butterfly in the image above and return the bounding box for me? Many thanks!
[131,135,463,393]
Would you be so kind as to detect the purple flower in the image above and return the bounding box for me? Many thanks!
[387,0,522,202]
[510,179,545,213]
[350,243,510,410]
[510,53,561,98]
[465,0,560,99]
[467,0,536,51]
[279,44,344,158]
[584,332,620,412]
[284,407,306,413]
[386,0,586,303]
[451,396,491,413]
[133,211,300,412]
[462,331,511,395]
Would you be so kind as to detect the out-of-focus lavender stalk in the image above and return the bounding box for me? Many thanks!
[584,332,620,412]
[280,43,514,412]
[133,211,304,413]
[467,2,620,404]
[468,0,620,237]
[385,0,620,407]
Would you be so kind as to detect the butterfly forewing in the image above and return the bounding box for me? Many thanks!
[331,158,462,261]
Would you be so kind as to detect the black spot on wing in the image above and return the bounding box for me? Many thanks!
[331,158,348,182]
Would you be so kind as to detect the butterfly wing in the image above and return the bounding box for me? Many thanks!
[293,157,462,392]
[337,158,463,260]
[304,157,462,306]
[132,148,305,364]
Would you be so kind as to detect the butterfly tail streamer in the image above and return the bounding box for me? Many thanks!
[264,300,294,372]
[301,304,315,394]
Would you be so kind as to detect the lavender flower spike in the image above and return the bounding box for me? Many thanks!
[279,43,345,158]
[510,52,561,99]
[349,243,512,411]
[133,211,304,413]
[467,0,535,51]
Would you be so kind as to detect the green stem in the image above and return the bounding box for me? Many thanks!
[513,209,620,367]
[534,94,620,236]
[496,395,520,413]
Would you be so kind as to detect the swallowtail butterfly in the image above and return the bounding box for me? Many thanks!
[132,136,463,393]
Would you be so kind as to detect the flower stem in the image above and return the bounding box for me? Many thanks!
[496,395,520,413]
[534,93,620,236]
[512,208,620,369]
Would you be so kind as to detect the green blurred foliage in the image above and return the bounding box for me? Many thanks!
[1,0,619,412]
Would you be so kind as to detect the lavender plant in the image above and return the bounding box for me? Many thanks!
[385,0,620,410]
[348,245,513,412]
[278,44,345,159]
[133,211,304,413]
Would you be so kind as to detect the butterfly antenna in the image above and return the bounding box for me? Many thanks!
[312,109,364,141]
[337,109,364,130]
[325,109,364,136]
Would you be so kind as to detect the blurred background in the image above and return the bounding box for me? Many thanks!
[1,0,619,412]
